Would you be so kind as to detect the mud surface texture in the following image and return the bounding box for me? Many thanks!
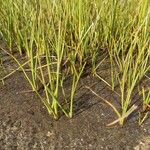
[0,50,150,150]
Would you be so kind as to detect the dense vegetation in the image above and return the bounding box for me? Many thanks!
[0,0,149,126]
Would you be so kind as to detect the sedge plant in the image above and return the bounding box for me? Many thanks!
[0,0,149,124]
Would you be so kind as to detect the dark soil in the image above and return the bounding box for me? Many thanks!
[0,49,150,150]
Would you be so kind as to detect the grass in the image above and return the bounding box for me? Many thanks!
[138,84,150,125]
[0,0,150,125]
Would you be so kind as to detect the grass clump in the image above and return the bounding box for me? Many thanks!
[0,0,149,125]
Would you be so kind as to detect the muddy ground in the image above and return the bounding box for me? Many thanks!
[0,50,150,150]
